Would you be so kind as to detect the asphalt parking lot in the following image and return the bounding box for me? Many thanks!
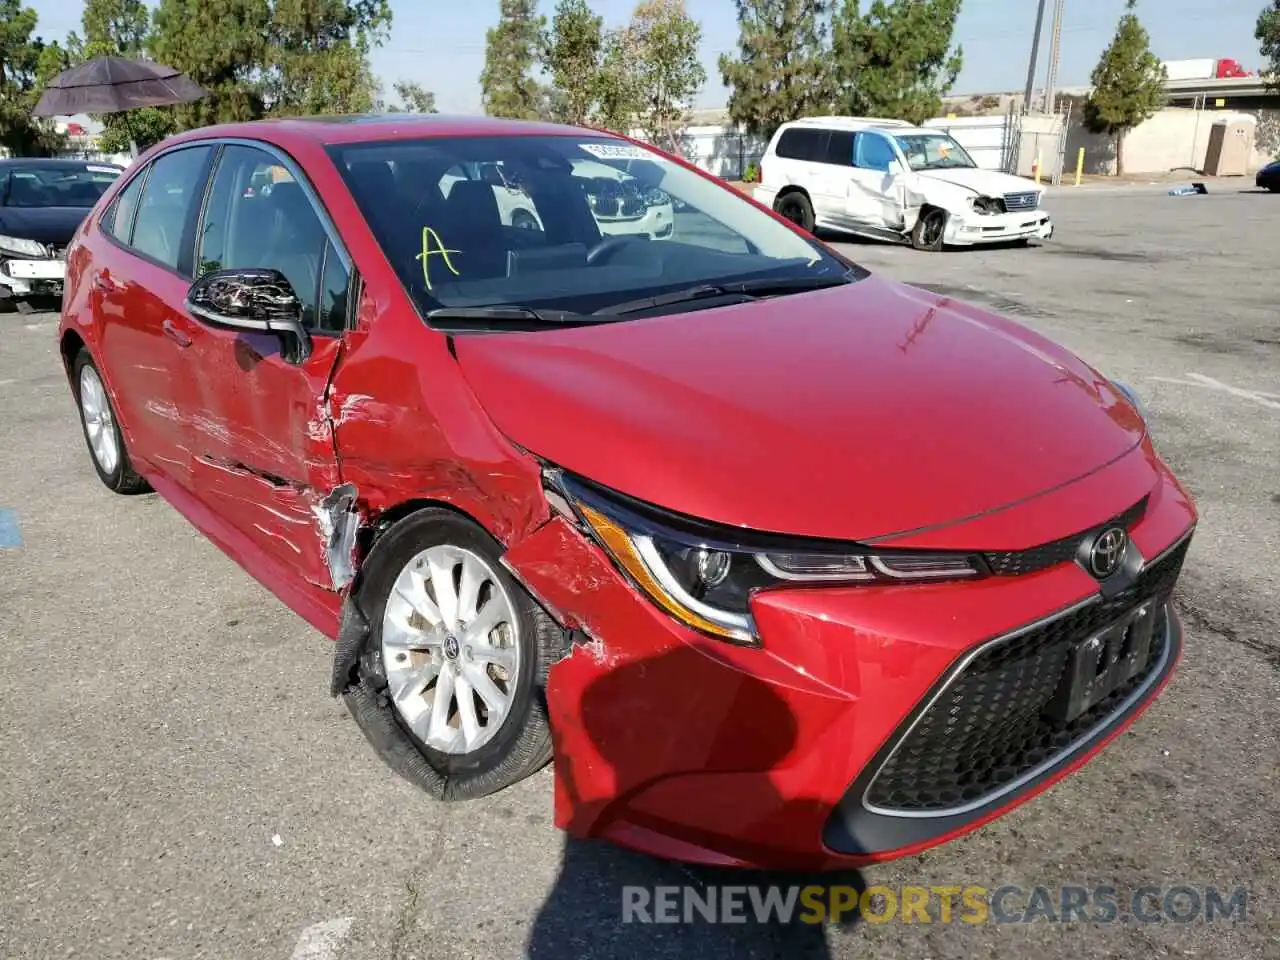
[1,185,1277,960]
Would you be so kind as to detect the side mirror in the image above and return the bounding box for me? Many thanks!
[185,267,311,363]
[886,159,904,177]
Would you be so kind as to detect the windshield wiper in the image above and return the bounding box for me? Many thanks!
[597,273,855,317]
[425,305,605,332]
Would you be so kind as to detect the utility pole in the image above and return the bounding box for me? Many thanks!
[1022,0,1048,113]
[1043,0,1065,114]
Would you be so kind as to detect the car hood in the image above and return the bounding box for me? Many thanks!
[0,206,92,247]
[452,276,1145,543]
[914,166,1041,199]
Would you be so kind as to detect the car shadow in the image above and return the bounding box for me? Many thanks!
[0,293,60,315]
[525,645,865,958]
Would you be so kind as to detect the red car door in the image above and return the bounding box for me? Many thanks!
[91,145,217,489]
[177,143,350,592]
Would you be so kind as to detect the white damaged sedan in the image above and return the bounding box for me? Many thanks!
[754,117,1054,251]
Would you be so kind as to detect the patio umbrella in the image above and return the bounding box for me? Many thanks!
[33,57,205,117]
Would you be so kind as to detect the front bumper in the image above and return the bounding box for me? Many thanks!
[946,209,1053,245]
[504,451,1195,870]
[0,255,65,297]
[596,203,675,240]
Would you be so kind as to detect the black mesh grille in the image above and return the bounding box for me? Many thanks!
[983,496,1149,577]
[864,535,1189,813]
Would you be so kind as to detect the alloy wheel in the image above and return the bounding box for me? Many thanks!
[79,364,120,476]
[380,544,521,755]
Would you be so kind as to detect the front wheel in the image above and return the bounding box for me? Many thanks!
[511,209,541,230]
[342,508,562,800]
[911,208,947,251]
[775,191,815,233]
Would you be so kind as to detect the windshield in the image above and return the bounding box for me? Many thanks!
[892,133,977,171]
[1,164,121,208]
[329,135,854,319]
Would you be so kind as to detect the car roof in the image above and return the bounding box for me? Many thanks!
[778,117,939,136]
[159,113,609,151]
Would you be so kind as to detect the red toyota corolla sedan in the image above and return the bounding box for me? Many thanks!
[57,115,1196,871]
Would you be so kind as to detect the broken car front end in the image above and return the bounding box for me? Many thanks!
[493,453,1195,871]
[0,234,66,302]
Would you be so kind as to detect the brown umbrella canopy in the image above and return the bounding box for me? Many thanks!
[32,57,205,117]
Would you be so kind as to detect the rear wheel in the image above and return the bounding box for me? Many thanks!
[342,508,562,800]
[72,350,150,494]
[911,207,947,251]
[775,191,815,232]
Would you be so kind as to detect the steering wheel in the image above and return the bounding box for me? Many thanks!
[585,234,643,265]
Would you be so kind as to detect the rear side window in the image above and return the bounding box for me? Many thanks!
[774,127,827,161]
[103,171,147,244]
[130,146,215,272]
[822,130,855,166]
[854,133,897,172]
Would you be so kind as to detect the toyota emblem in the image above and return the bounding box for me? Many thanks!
[1088,526,1128,579]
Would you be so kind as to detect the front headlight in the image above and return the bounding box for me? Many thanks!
[967,196,1002,215]
[545,470,984,646]
[0,234,47,258]
[642,186,670,207]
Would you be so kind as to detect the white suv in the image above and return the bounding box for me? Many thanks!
[753,117,1053,251]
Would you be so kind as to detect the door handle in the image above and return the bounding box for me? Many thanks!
[162,318,192,348]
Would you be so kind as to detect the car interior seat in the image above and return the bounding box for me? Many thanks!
[435,179,509,280]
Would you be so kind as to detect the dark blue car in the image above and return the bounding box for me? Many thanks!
[0,158,123,312]
[1256,158,1280,192]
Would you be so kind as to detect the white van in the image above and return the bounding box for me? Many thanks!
[753,117,1053,251]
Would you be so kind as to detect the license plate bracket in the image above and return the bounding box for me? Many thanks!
[1044,601,1160,725]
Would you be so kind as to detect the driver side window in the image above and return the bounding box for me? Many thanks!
[197,145,349,333]
[853,133,897,172]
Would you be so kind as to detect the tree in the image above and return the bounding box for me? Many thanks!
[263,0,391,116]
[828,0,963,125]
[480,0,546,119]
[150,0,271,128]
[388,79,437,113]
[1258,1,1280,90]
[0,0,66,155]
[629,0,705,151]
[719,0,830,138]
[1083,0,1166,175]
[66,0,175,154]
[593,26,644,131]
[543,0,603,125]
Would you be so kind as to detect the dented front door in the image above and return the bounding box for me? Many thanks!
[179,142,352,591]
[182,328,344,589]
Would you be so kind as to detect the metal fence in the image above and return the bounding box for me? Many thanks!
[633,126,768,181]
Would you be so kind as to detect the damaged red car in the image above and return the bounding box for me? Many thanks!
[58,115,1196,871]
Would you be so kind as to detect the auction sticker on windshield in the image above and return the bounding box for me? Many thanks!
[580,142,667,161]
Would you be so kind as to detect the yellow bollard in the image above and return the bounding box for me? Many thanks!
[1033,154,1042,184]
[1075,147,1084,186]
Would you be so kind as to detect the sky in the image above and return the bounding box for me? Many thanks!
[26,0,1270,114]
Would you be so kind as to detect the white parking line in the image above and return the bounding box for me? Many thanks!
[289,917,353,960]
[1147,373,1280,410]
[0,379,15,387]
